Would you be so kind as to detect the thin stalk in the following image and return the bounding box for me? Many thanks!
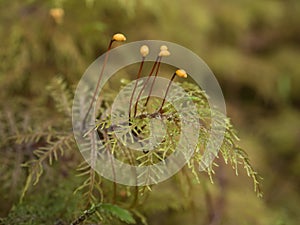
[133,56,160,117]
[143,57,162,107]
[128,57,145,118]
[158,73,176,113]
[82,40,114,129]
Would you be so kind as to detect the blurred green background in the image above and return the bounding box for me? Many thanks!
[0,0,299,224]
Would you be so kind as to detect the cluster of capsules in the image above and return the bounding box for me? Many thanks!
[83,33,188,125]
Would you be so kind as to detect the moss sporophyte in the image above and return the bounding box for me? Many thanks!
[13,33,262,225]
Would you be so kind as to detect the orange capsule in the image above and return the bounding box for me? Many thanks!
[175,69,187,78]
[49,8,64,24]
[112,33,126,42]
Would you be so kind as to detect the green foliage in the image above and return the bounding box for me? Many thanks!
[0,176,81,225]
[4,69,261,224]
[98,204,136,224]
[1,0,299,224]
[74,161,104,205]
[47,77,73,117]
[11,77,77,203]
[70,203,136,225]
[20,133,74,202]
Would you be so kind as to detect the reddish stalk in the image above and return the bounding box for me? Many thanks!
[133,46,170,116]
[82,34,126,129]
[143,57,162,107]
[144,46,170,107]
[133,56,160,117]
[158,69,187,113]
[128,45,149,118]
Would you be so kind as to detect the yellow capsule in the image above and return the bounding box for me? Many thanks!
[176,69,187,78]
[160,45,168,51]
[112,33,126,42]
[140,45,149,57]
[49,8,64,24]
[159,50,170,57]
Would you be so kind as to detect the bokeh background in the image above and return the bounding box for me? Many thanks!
[0,0,299,224]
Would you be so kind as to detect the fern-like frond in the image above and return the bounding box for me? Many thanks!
[12,127,68,144]
[20,133,74,202]
[74,160,103,205]
[179,82,263,197]
[46,76,73,117]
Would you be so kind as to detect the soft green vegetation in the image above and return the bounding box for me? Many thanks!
[0,0,299,224]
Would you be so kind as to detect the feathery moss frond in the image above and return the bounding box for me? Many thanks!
[46,76,73,117]
[20,133,75,202]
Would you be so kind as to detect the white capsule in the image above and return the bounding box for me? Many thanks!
[140,45,149,57]
[159,50,170,57]
[160,45,168,51]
